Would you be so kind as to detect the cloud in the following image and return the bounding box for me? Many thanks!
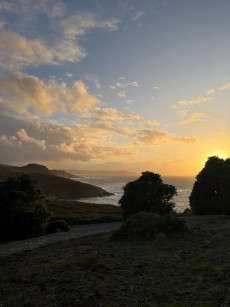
[171,137,197,144]
[133,129,170,145]
[218,82,230,90]
[85,73,101,89]
[116,80,139,88]
[130,81,139,87]
[0,72,99,116]
[133,11,144,22]
[179,113,212,125]
[66,73,73,78]
[0,112,134,164]
[0,1,13,11]
[0,129,46,149]
[93,108,143,121]
[154,86,160,90]
[146,120,160,126]
[109,85,116,90]
[205,88,215,95]
[16,129,46,149]
[132,129,197,146]
[126,100,134,104]
[118,91,127,97]
[0,10,119,71]
[172,96,213,108]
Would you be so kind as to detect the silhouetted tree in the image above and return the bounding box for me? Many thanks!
[190,156,230,215]
[119,171,176,219]
[0,175,50,239]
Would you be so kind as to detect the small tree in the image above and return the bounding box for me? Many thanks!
[190,156,230,215]
[119,171,176,219]
[0,174,50,239]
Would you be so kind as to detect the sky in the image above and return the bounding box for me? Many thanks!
[0,0,230,176]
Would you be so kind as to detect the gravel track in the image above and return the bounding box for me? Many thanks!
[0,222,122,257]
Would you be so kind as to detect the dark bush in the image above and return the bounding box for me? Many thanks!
[0,175,49,239]
[46,220,70,233]
[190,156,230,215]
[119,171,176,219]
[112,211,186,240]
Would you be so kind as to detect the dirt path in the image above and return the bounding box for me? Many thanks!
[0,222,122,257]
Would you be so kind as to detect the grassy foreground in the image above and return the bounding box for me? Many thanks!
[45,199,123,224]
[1,216,230,306]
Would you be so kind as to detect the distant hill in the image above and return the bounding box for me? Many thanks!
[0,163,111,199]
[66,169,139,177]
[51,169,81,179]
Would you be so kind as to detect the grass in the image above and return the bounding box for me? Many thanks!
[44,199,123,224]
[1,216,230,306]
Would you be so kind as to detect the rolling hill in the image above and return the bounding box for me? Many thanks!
[0,163,112,200]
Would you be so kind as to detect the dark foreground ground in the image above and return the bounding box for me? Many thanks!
[1,216,230,306]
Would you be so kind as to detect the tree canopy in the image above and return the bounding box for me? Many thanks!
[0,174,49,239]
[119,171,176,219]
[190,156,230,215]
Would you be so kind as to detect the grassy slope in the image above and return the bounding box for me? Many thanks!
[44,199,123,224]
[1,216,230,306]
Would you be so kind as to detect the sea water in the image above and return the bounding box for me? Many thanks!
[73,176,195,212]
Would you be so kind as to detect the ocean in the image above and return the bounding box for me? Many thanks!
[73,176,195,212]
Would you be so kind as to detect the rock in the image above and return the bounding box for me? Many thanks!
[185,222,202,233]
[155,233,167,240]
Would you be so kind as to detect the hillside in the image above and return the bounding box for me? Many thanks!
[66,169,139,177]
[0,163,112,199]
[51,169,80,179]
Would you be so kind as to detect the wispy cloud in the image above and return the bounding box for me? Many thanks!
[0,9,120,72]
[118,91,127,97]
[133,11,144,22]
[218,82,230,90]
[172,137,197,144]
[172,96,212,108]
[179,113,212,125]
[93,108,143,121]
[205,88,215,95]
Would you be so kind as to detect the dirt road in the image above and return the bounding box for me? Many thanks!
[0,222,122,257]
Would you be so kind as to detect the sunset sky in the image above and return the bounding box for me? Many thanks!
[0,0,230,176]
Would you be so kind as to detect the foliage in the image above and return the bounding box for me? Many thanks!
[119,171,176,219]
[46,220,70,233]
[45,199,123,224]
[190,156,230,215]
[112,211,186,240]
[0,175,49,239]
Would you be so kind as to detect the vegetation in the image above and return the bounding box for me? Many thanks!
[45,199,123,224]
[0,175,50,240]
[46,220,70,233]
[190,156,230,215]
[1,215,230,306]
[0,163,112,199]
[119,171,177,219]
[112,211,186,240]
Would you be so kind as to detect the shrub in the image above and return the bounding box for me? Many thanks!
[46,220,70,233]
[119,171,176,219]
[190,156,230,215]
[112,211,186,240]
[0,175,49,239]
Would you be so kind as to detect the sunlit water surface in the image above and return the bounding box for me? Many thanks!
[73,176,195,212]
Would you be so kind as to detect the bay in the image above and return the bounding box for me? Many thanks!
[73,176,195,212]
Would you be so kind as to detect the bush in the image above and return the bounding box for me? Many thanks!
[46,220,70,233]
[112,211,186,240]
[0,175,50,239]
[119,171,176,219]
[190,156,230,215]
